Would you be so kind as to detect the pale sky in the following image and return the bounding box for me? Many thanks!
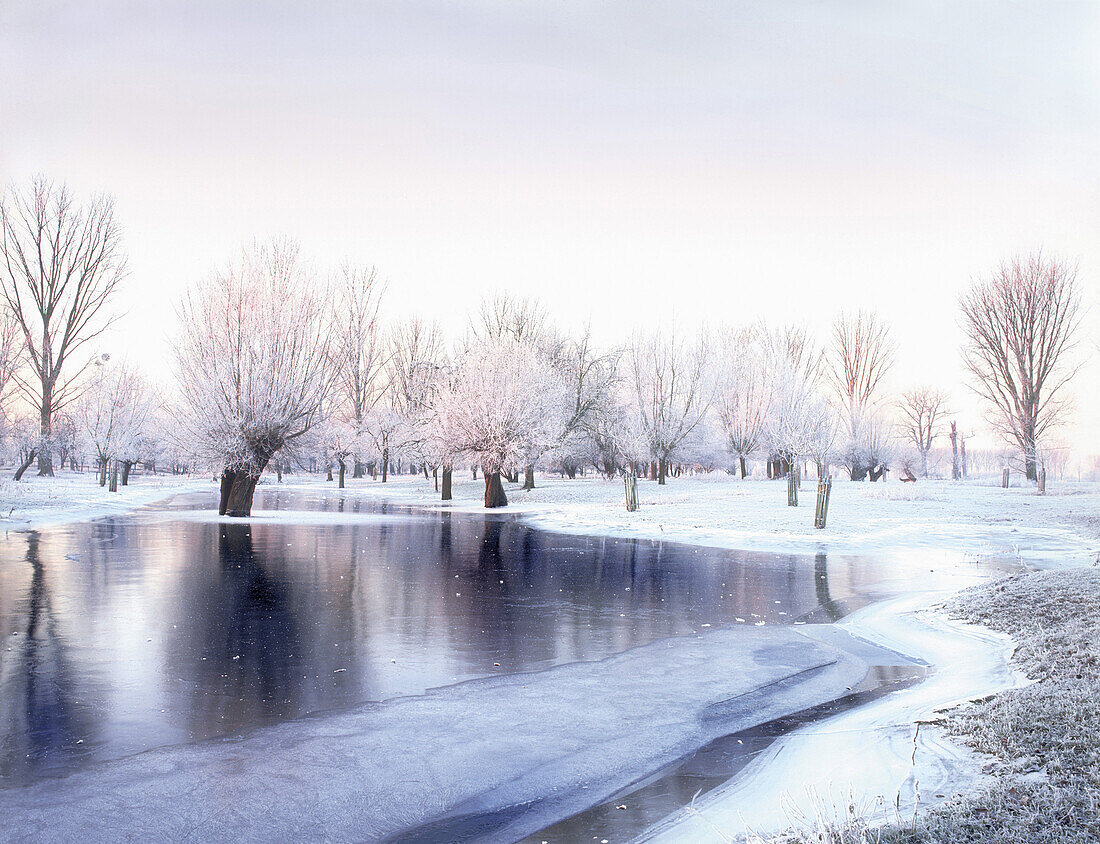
[1,1,1098,457]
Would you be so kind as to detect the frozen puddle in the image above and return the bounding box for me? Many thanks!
[638,592,1022,842]
[0,624,915,843]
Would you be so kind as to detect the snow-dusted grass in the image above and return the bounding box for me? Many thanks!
[0,469,211,531]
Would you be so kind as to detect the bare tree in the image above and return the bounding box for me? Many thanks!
[715,326,770,478]
[0,177,127,475]
[960,253,1082,481]
[628,326,712,484]
[898,386,950,477]
[828,311,895,480]
[78,358,153,488]
[333,264,388,478]
[0,309,21,429]
[473,292,553,349]
[173,239,336,516]
[553,324,620,482]
[759,323,825,478]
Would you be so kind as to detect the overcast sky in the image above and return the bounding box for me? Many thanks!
[2,1,1098,455]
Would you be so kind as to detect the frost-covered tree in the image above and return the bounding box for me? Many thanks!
[759,325,825,477]
[314,414,357,488]
[0,177,127,475]
[715,326,770,478]
[173,239,336,516]
[473,292,555,351]
[898,386,949,477]
[827,311,895,481]
[381,317,445,476]
[78,359,153,487]
[960,253,1082,481]
[0,310,20,425]
[628,326,712,484]
[432,337,569,507]
[333,264,388,478]
[471,293,572,487]
[8,414,42,481]
[551,326,619,481]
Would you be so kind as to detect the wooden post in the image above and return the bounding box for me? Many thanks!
[787,471,798,507]
[1002,468,1010,488]
[1038,467,1046,495]
[814,476,833,529]
[624,474,638,512]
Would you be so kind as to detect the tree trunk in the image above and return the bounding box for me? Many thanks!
[423,464,429,480]
[739,456,747,479]
[649,461,657,481]
[523,465,535,490]
[14,449,37,481]
[442,466,453,501]
[1023,431,1038,482]
[483,467,508,508]
[382,448,389,483]
[657,458,666,485]
[471,466,477,480]
[433,466,439,492]
[121,460,133,485]
[949,422,960,480]
[221,469,261,517]
[337,459,346,489]
[326,464,333,482]
[353,460,364,479]
[37,395,54,476]
[218,470,234,515]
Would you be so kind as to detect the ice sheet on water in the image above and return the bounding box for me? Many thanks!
[638,592,1024,843]
[0,625,877,843]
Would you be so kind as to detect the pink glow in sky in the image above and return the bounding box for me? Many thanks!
[2,1,1098,453]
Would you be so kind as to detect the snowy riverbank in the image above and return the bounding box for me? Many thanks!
[0,472,211,533]
[4,471,1098,566]
[259,471,1100,567]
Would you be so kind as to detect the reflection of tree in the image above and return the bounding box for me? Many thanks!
[0,531,94,781]
[814,552,843,622]
[170,524,305,737]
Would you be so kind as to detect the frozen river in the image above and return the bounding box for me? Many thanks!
[0,488,1008,842]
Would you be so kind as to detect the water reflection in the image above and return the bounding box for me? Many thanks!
[169,525,307,735]
[2,490,902,785]
[0,532,97,779]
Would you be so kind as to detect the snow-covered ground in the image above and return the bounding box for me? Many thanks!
[4,470,1098,566]
[0,471,211,533]
[272,471,1100,566]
